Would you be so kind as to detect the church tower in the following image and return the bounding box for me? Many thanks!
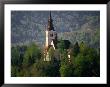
[45,11,57,49]
[44,11,57,61]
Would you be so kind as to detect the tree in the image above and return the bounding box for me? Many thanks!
[11,47,20,66]
[60,63,74,77]
[11,66,20,77]
[32,59,60,77]
[79,41,88,55]
[60,50,68,65]
[74,45,100,77]
[57,39,65,54]
[59,50,74,77]
[48,46,55,61]
[73,42,80,57]
[23,43,41,67]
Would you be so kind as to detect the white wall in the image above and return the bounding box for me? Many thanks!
[46,30,57,47]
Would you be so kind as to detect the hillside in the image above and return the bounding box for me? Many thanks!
[11,11,100,48]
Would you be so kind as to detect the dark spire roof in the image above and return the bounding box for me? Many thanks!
[47,11,54,31]
[49,11,51,20]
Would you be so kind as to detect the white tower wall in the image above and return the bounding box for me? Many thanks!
[46,30,49,47]
[46,30,57,47]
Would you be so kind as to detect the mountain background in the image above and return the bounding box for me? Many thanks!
[11,11,100,48]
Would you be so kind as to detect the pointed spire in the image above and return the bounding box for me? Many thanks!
[47,11,54,31]
[49,11,51,20]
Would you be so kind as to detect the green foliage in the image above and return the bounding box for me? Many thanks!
[60,64,74,77]
[30,59,60,77]
[79,41,88,55]
[11,66,20,77]
[48,46,55,61]
[23,43,41,67]
[60,50,68,65]
[59,50,74,77]
[11,41,100,77]
[74,44,100,77]
[11,47,20,66]
[57,39,65,54]
[73,42,80,57]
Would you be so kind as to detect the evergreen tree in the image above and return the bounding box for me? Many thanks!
[23,43,41,67]
[73,42,80,57]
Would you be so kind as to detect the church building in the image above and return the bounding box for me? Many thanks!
[44,12,57,61]
[44,11,71,62]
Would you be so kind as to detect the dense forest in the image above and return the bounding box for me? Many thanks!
[11,41,100,77]
[11,11,100,77]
